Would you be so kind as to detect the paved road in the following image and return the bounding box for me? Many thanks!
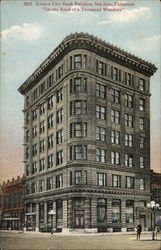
[0,231,161,250]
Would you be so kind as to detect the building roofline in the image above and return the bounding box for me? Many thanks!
[18,32,157,95]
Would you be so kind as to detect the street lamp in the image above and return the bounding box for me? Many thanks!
[49,209,56,234]
[147,201,160,240]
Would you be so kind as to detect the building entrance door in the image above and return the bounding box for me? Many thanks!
[74,210,84,228]
[140,215,146,231]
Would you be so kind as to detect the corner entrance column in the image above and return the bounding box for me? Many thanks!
[36,203,39,232]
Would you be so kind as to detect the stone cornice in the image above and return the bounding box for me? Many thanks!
[18,32,157,95]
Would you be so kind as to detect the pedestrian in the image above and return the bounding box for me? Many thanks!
[155,226,159,240]
[136,223,142,240]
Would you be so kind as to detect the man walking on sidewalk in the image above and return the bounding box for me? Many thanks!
[136,223,142,240]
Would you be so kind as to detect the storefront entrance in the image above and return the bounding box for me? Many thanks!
[74,210,84,228]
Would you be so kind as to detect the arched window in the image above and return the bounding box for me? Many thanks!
[97,198,106,223]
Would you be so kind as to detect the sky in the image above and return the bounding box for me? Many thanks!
[0,0,161,183]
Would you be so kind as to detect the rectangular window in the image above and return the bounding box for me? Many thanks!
[127,73,133,87]
[96,105,106,120]
[73,78,87,93]
[39,81,45,95]
[32,144,37,156]
[139,78,145,91]
[111,130,120,144]
[32,126,37,138]
[57,109,63,123]
[111,89,120,103]
[40,121,45,134]
[26,165,29,176]
[125,114,133,127]
[74,55,82,69]
[139,99,145,111]
[26,113,29,125]
[32,162,37,174]
[96,127,106,141]
[113,67,118,81]
[70,123,87,138]
[31,182,37,193]
[140,157,144,168]
[40,102,45,115]
[47,201,53,223]
[73,100,87,115]
[47,177,53,190]
[96,149,106,163]
[48,135,53,149]
[57,130,63,144]
[33,88,38,100]
[98,61,103,75]
[47,74,53,88]
[56,65,63,80]
[74,145,87,160]
[111,152,120,165]
[39,180,45,192]
[83,55,87,69]
[96,83,106,99]
[112,199,121,223]
[57,88,63,103]
[126,200,134,223]
[111,110,120,124]
[48,155,53,169]
[48,95,53,109]
[39,158,45,172]
[40,140,45,153]
[32,109,37,120]
[125,94,133,108]
[125,134,133,147]
[48,115,53,129]
[97,173,107,186]
[140,117,144,130]
[56,150,63,165]
[126,177,134,189]
[26,147,29,159]
[125,154,133,168]
[112,175,121,188]
[56,174,63,188]
[74,171,82,185]
[140,137,145,149]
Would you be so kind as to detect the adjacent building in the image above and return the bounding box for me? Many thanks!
[18,33,157,232]
[1,176,23,230]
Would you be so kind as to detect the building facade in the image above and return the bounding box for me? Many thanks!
[19,33,157,232]
[1,176,23,230]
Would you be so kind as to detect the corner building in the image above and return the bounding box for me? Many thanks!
[19,33,157,233]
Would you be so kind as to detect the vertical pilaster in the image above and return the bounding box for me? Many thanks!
[36,203,39,231]
[44,201,47,231]
[107,199,112,231]
[53,201,56,231]
[121,200,126,231]
[68,199,73,229]
[62,199,68,232]
[85,198,91,228]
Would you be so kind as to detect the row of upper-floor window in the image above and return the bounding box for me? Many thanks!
[26,79,147,114]
[26,119,146,149]
[3,192,23,209]
[25,170,146,195]
[25,54,148,107]
[25,145,146,176]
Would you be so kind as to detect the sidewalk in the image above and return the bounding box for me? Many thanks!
[1,229,160,237]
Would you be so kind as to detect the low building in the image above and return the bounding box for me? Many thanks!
[150,170,161,228]
[1,176,24,230]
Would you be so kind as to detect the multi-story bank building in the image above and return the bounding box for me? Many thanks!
[19,33,157,233]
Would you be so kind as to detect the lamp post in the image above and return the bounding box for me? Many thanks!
[147,201,159,240]
[49,209,56,234]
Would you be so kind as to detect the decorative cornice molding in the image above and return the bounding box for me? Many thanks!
[18,32,157,95]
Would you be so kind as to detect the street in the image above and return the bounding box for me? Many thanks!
[0,231,161,250]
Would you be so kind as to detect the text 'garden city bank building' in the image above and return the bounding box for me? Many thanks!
[18,33,157,233]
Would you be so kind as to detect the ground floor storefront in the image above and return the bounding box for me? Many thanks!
[1,211,24,230]
[24,194,151,233]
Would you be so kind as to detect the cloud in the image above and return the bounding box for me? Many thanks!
[99,7,151,25]
[1,23,43,41]
[128,35,161,52]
